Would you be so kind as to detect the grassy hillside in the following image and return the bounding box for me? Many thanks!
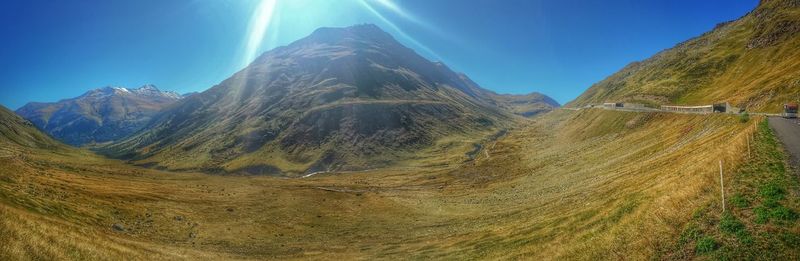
[666,119,800,259]
[0,106,63,151]
[5,108,787,259]
[570,0,800,112]
[103,25,518,175]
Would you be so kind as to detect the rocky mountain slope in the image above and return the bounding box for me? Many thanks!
[570,0,800,112]
[16,85,182,146]
[103,24,535,175]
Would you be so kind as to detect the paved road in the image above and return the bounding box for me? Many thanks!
[769,117,800,166]
[562,106,781,116]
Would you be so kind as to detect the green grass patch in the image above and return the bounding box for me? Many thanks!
[760,182,786,201]
[695,236,717,254]
[719,213,744,234]
[670,119,800,259]
[679,224,701,245]
[730,193,750,208]
[608,199,639,223]
[770,205,798,222]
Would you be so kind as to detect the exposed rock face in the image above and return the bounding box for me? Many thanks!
[16,85,182,146]
[104,24,523,174]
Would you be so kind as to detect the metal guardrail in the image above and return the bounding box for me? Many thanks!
[560,106,782,116]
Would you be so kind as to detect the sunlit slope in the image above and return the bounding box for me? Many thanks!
[397,110,761,259]
[0,149,237,259]
[3,108,777,259]
[103,24,523,175]
[570,0,800,112]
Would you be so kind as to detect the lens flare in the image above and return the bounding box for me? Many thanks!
[358,0,443,62]
[242,0,277,67]
[374,0,413,21]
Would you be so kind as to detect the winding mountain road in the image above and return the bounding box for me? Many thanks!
[769,117,800,167]
[562,107,799,167]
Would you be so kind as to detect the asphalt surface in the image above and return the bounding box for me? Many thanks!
[769,117,800,167]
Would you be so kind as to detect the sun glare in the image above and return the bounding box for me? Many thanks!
[242,0,277,67]
[358,0,443,61]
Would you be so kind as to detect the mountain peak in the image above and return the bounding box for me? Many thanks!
[135,84,159,91]
[104,23,528,174]
[312,23,384,35]
[77,84,180,100]
[81,86,125,98]
[130,84,180,98]
[17,84,184,145]
[299,24,398,46]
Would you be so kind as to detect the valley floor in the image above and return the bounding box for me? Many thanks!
[1,109,798,260]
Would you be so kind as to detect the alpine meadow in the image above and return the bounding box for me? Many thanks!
[2,0,800,260]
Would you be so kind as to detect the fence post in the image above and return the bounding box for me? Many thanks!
[747,136,751,158]
[720,160,725,213]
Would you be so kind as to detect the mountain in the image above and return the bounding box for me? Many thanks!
[104,24,520,175]
[0,105,61,149]
[181,92,200,98]
[569,0,800,112]
[491,92,560,117]
[16,85,183,146]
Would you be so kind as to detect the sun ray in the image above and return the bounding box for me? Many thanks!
[242,0,277,67]
[358,0,443,62]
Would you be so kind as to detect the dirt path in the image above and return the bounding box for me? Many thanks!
[769,117,800,167]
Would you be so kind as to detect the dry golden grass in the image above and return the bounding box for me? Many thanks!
[0,109,765,259]
[570,2,800,112]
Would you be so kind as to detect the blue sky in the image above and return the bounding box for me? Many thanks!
[0,0,758,109]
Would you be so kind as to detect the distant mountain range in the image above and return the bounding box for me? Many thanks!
[491,92,560,117]
[16,85,184,146]
[100,24,557,174]
[570,0,800,112]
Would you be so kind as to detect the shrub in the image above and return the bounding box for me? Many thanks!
[739,112,750,123]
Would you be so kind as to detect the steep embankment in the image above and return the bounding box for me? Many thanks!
[570,0,800,112]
